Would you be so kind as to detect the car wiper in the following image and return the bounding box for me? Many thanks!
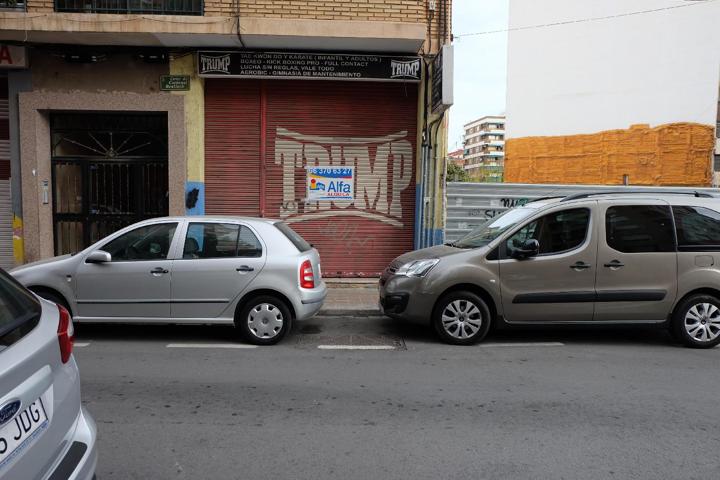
[445,242,474,249]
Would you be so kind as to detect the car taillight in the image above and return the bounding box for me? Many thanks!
[300,260,315,289]
[57,304,74,364]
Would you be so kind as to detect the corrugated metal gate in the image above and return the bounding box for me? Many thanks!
[0,76,13,270]
[205,80,418,277]
[445,182,720,243]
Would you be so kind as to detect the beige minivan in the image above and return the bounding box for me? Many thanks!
[380,191,720,348]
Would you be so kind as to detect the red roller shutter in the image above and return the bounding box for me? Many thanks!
[205,80,262,216]
[205,79,418,277]
[0,76,8,180]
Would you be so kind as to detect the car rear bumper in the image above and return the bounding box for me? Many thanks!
[47,407,97,480]
[296,281,328,320]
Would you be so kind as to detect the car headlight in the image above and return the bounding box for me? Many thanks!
[395,259,439,277]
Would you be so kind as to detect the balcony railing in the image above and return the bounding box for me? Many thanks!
[54,0,203,15]
[0,0,25,11]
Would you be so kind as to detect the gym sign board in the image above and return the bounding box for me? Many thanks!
[198,51,421,82]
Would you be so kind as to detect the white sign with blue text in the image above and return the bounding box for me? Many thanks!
[306,166,355,202]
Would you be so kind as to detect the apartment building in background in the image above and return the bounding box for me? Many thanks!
[463,115,505,182]
[0,0,453,276]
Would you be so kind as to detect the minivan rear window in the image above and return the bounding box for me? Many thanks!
[274,222,312,252]
[672,206,720,251]
[0,270,41,347]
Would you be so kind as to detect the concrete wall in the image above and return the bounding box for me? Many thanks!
[505,0,720,186]
[18,51,185,262]
[13,1,446,54]
[30,51,166,94]
[169,54,205,216]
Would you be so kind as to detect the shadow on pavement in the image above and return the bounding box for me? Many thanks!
[75,316,682,348]
[75,323,239,343]
[380,317,679,348]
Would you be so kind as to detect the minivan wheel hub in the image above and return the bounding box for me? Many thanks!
[248,303,284,339]
[684,303,720,342]
[442,300,482,340]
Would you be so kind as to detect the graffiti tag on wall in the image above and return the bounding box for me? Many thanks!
[274,127,413,227]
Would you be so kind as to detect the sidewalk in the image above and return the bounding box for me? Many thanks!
[320,278,381,316]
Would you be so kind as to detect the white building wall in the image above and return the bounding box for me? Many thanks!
[506,0,720,139]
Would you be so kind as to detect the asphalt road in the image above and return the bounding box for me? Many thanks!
[74,315,720,480]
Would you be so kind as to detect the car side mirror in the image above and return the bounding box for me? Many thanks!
[86,250,112,264]
[512,239,539,260]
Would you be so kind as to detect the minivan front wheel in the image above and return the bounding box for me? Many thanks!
[672,294,720,349]
[237,295,292,346]
[433,291,491,345]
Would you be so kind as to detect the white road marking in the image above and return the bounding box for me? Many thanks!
[74,342,91,347]
[480,342,565,348]
[166,343,258,349]
[317,345,397,350]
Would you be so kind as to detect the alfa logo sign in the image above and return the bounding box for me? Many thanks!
[0,45,28,69]
[307,167,354,201]
[198,51,421,82]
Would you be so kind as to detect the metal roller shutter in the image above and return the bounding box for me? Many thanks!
[205,80,262,216]
[0,76,12,270]
[205,79,418,277]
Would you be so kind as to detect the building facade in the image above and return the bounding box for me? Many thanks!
[463,115,505,182]
[0,0,453,276]
[447,148,463,167]
[505,0,720,186]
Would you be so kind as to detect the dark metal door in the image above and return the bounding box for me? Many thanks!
[51,113,169,255]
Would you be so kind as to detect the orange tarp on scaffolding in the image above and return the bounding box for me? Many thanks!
[505,123,715,186]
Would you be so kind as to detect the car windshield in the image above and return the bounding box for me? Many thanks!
[451,207,537,249]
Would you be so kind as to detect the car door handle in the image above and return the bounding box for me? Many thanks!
[604,260,625,268]
[150,267,169,275]
[570,262,591,271]
[236,266,255,273]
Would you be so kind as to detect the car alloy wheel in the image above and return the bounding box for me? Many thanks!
[433,291,492,345]
[671,294,720,349]
[684,302,720,343]
[247,303,284,340]
[442,300,483,340]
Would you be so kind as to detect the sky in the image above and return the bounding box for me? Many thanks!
[448,0,509,151]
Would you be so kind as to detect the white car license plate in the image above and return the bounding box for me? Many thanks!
[0,399,49,469]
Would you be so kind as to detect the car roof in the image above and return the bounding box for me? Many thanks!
[140,216,281,226]
[524,190,720,208]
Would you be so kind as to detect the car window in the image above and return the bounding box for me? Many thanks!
[101,223,178,261]
[606,205,674,253]
[0,270,41,346]
[184,223,262,259]
[672,206,720,251]
[505,208,589,256]
[274,222,312,252]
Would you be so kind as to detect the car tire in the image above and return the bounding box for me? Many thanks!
[236,295,292,346]
[671,294,720,349]
[30,288,72,316]
[432,291,492,345]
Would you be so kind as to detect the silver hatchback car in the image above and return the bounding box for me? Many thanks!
[12,217,327,345]
[0,269,97,480]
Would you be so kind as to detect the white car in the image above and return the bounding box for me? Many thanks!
[0,269,97,479]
